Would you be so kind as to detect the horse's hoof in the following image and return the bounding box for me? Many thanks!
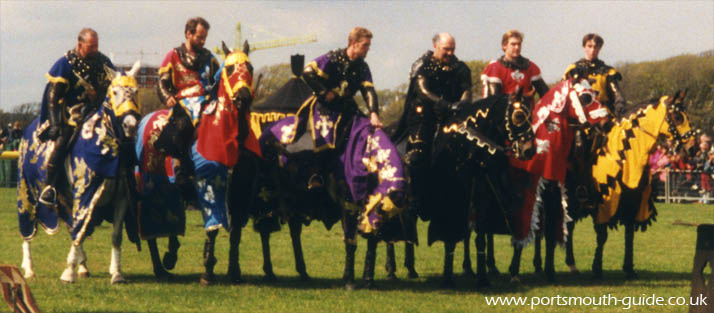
[199,273,215,286]
[362,279,376,289]
[568,265,580,274]
[545,271,556,283]
[345,282,356,291]
[386,272,398,280]
[533,265,542,273]
[111,273,126,284]
[477,276,491,287]
[163,251,178,270]
[78,271,90,279]
[488,265,501,276]
[60,269,76,284]
[510,275,521,284]
[407,269,419,279]
[230,275,244,284]
[462,268,476,278]
[591,272,603,281]
[298,272,311,282]
[153,267,173,280]
[441,278,455,289]
[23,271,35,279]
[624,270,639,280]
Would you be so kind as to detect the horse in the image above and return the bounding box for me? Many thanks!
[258,91,407,290]
[591,90,694,279]
[506,77,608,283]
[18,61,142,284]
[382,90,533,286]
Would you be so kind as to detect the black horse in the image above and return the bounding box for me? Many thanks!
[385,91,535,286]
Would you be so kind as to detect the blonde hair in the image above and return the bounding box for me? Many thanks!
[348,27,372,46]
[501,29,523,46]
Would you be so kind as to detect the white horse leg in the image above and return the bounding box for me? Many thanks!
[110,246,125,284]
[77,244,90,278]
[60,245,79,283]
[21,241,35,279]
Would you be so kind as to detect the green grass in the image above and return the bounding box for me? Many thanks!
[1,187,712,312]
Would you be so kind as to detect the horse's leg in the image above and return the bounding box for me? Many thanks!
[110,199,126,284]
[533,234,543,273]
[288,218,310,281]
[385,243,397,280]
[60,244,80,283]
[544,217,557,283]
[486,233,500,275]
[344,241,357,290]
[565,221,579,273]
[200,229,218,286]
[405,242,418,279]
[592,223,608,279]
[163,236,180,270]
[623,223,638,279]
[509,245,523,283]
[228,225,243,284]
[475,231,490,287]
[259,230,276,281]
[21,241,35,279]
[362,237,378,289]
[462,231,475,277]
[147,238,171,279]
[76,244,89,279]
[442,241,456,287]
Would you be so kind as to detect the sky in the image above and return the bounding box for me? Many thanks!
[1,0,712,111]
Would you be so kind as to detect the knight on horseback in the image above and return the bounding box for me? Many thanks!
[155,17,220,190]
[481,29,549,101]
[38,28,115,206]
[563,33,627,118]
[394,32,472,221]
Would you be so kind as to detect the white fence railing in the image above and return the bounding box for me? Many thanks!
[652,169,713,204]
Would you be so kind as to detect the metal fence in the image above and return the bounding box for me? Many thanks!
[653,169,714,204]
[0,140,19,188]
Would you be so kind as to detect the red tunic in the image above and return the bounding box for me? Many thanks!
[158,49,208,100]
[480,58,542,97]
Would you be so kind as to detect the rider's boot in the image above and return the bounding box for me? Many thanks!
[39,136,68,206]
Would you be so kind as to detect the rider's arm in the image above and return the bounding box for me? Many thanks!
[607,71,626,117]
[532,78,550,98]
[157,68,177,106]
[45,81,68,139]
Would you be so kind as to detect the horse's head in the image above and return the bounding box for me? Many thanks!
[566,75,609,126]
[106,60,141,139]
[218,41,253,111]
[505,88,535,160]
[662,89,695,150]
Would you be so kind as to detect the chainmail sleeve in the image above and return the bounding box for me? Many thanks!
[156,69,176,105]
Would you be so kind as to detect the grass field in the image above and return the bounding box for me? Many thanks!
[1,187,712,312]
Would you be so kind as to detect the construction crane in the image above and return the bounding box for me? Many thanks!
[213,22,317,58]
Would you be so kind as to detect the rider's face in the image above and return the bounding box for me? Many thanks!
[186,24,208,51]
[584,40,601,61]
[503,37,522,61]
[348,38,371,59]
[77,34,99,58]
[433,37,455,63]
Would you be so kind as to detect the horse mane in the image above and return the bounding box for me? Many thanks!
[616,96,662,123]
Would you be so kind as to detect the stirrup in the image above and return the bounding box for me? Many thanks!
[307,173,324,190]
[39,186,57,206]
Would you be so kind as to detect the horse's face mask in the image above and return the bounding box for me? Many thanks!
[220,48,254,110]
[107,61,141,139]
[506,90,535,160]
[663,90,695,150]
